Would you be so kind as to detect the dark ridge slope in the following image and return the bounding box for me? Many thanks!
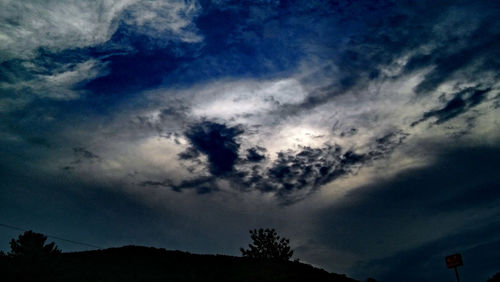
[1,245,358,282]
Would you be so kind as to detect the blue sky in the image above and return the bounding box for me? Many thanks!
[1,0,500,281]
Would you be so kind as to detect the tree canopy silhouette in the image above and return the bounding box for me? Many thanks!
[8,230,61,258]
[240,228,293,260]
[488,272,500,282]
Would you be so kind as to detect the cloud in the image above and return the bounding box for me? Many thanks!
[232,129,407,203]
[0,0,203,111]
[0,0,131,61]
[411,17,500,95]
[183,121,244,176]
[356,223,500,282]
[0,0,202,62]
[275,0,500,116]
[412,87,491,126]
[61,147,101,171]
[47,52,497,202]
[140,175,216,194]
[73,147,100,161]
[314,146,500,279]
[265,146,363,198]
[0,59,107,109]
[147,112,409,203]
[245,146,266,162]
[122,0,202,43]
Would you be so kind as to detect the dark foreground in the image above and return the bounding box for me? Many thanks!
[0,245,358,282]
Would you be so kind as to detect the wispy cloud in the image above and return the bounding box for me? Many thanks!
[0,0,203,110]
[0,0,201,61]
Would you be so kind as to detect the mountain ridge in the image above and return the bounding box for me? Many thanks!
[2,245,359,282]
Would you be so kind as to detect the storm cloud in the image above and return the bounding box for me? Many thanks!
[183,121,244,176]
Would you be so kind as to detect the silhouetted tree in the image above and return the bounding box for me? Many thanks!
[240,228,293,260]
[7,230,62,281]
[488,272,500,282]
[9,230,61,258]
[366,278,379,282]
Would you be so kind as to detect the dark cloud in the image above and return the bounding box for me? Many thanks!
[412,87,491,126]
[60,147,100,171]
[184,121,244,176]
[161,144,366,202]
[340,128,358,138]
[265,146,361,196]
[274,0,500,119]
[412,20,500,95]
[262,130,406,201]
[24,136,51,148]
[356,223,500,282]
[172,128,408,203]
[433,181,500,213]
[0,59,36,84]
[139,180,171,188]
[140,176,217,195]
[173,176,218,194]
[178,146,200,160]
[367,130,409,160]
[73,147,99,160]
[245,146,266,162]
[315,146,500,280]
[0,163,176,254]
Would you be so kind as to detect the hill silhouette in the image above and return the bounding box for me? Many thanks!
[1,245,358,282]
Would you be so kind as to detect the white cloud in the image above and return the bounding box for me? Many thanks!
[189,78,307,122]
[0,0,203,111]
[0,0,131,61]
[0,0,202,61]
[124,0,202,43]
[0,59,107,110]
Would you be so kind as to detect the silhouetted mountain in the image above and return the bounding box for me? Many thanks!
[1,245,358,282]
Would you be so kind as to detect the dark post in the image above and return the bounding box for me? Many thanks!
[454,266,461,282]
[445,253,463,282]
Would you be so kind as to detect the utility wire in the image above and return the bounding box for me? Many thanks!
[0,223,101,249]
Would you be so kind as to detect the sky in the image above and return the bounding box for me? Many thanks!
[0,0,499,281]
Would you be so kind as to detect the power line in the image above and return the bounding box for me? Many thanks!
[0,223,101,249]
